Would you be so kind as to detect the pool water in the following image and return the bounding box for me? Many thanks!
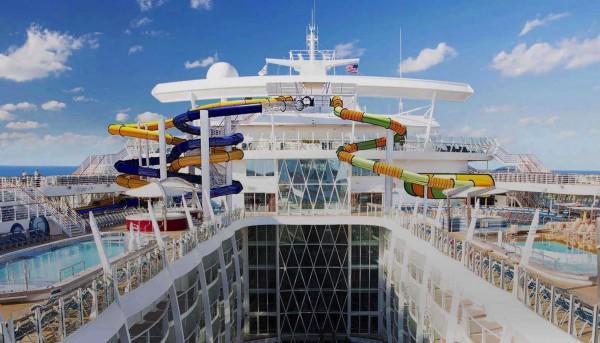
[514,240,596,275]
[516,241,588,254]
[0,238,125,291]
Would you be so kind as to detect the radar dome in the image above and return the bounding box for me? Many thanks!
[206,62,239,79]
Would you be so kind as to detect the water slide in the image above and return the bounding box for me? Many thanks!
[330,96,494,199]
[108,97,292,198]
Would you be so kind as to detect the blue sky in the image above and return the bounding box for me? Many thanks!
[0,0,599,169]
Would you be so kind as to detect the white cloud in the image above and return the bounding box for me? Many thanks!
[399,42,457,73]
[73,95,95,102]
[116,112,129,122]
[519,12,569,36]
[0,25,87,82]
[558,130,576,138]
[41,100,66,111]
[492,35,600,76]
[0,110,15,121]
[589,128,600,135]
[334,41,365,59]
[136,111,161,122]
[0,131,124,165]
[0,102,37,111]
[6,120,46,130]
[191,0,212,10]
[128,45,143,55]
[184,53,218,69]
[517,115,558,126]
[137,0,166,11]
[131,17,152,28]
[483,105,514,113]
[65,86,84,93]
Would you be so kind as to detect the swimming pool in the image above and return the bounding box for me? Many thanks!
[513,240,596,275]
[515,240,588,254]
[0,235,126,292]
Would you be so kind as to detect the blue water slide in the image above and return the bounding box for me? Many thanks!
[173,104,262,135]
[116,103,258,198]
[115,157,203,184]
[168,133,244,161]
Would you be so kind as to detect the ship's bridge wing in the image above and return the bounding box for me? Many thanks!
[151,75,474,103]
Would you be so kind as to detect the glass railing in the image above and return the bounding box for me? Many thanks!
[2,207,596,342]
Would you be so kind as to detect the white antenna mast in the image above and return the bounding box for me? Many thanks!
[307,0,317,60]
[398,27,404,114]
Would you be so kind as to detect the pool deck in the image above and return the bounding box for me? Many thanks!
[0,300,42,319]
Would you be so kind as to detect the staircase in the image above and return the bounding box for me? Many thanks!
[17,186,86,236]
[492,144,550,173]
[73,148,128,176]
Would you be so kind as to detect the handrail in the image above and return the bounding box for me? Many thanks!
[491,172,600,186]
[2,207,596,341]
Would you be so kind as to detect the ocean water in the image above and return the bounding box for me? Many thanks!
[0,166,76,177]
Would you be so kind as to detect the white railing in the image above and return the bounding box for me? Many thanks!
[73,148,128,176]
[2,208,596,342]
[242,135,496,154]
[492,172,600,186]
[0,175,117,189]
[1,186,86,236]
[492,145,550,173]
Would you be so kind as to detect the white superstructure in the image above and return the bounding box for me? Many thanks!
[1,16,598,343]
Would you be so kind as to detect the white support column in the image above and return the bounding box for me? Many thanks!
[158,117,168,181]
[198,260,214,343]
[229,236,243,343]
[223,97,233,210]
[88,213,131,343]
[384,129,394,211]
[385,237,397,342]
[415,262,430,343]
[200,110,214,218]
[520,209,540,267]
[147,205,185,343]
[445,283,461,342]
[218,246,232,343]
[188,93,198,177]
[424,93,437,146]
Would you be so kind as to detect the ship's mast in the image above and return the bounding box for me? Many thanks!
[307,7,318,60]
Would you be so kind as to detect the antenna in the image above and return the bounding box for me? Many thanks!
[399,27,402,78]
[398,27,404,114]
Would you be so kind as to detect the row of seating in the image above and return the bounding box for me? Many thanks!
[0,228,50,251]
[87,208,145,229]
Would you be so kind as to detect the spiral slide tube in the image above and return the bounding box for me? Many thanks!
[330,96,494,199]
[108,97,293,198]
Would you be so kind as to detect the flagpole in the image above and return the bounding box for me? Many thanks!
[398,27,404,114]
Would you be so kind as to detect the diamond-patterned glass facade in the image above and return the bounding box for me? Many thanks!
[277,159,349,215]
[245,224,381,342]
[279,224,349,341]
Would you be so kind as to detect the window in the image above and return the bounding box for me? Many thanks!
[246,160,275,176]
[244,193,276,212]
[351,192,383,214]
[278,159,349,214]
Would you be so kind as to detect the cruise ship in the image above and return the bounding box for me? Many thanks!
[1,16,600,343]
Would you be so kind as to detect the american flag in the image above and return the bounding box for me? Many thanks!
[345,63,359,74]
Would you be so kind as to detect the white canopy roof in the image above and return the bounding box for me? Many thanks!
[152,75,474,103]
[125,178,196,198]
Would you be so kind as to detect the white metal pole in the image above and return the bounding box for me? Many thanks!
[144,125,150,173]
[158,117,167,181]
[384,129,394,211]
[223,97,233,210]
[424,93,437,146]
[200,110,214,218]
